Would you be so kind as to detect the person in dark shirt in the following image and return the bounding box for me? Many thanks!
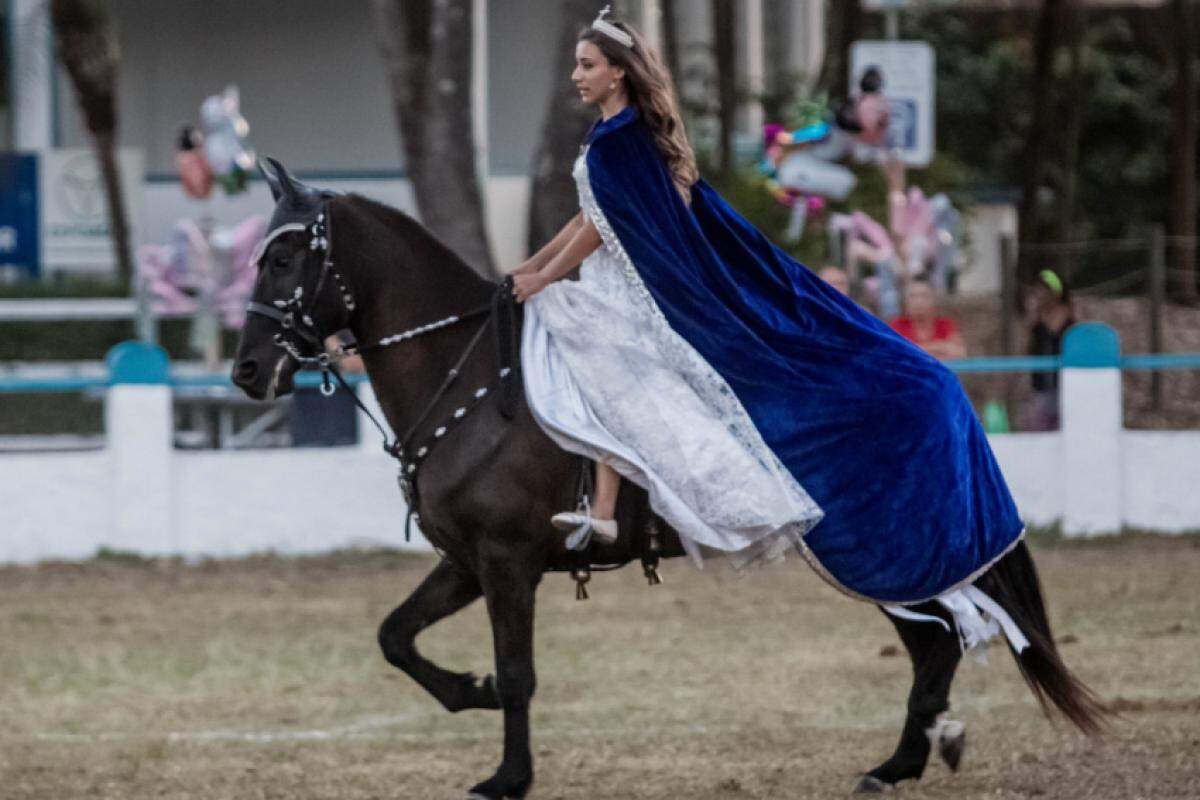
[1022,270,1076,431]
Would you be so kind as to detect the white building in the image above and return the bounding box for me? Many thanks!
[5,0,825,272]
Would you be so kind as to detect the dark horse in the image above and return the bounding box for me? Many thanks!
[232,161,1105,799]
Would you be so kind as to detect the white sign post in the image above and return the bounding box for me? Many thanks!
[39,148,144,276]
[850,41,935,167]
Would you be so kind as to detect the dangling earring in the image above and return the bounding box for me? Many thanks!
[609,81,616,90]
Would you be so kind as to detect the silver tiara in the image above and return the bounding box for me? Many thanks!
[592,5,633,48]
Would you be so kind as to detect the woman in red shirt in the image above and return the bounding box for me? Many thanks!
[890,278,967,360]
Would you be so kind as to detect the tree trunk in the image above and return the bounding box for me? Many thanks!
[1017,0,1067,286]
[661,0,681,87]
[526,1,600,254]
[816,0,862,104]
[1170,0,1198,302]
[1057,1,1085,285]
[49,0,134,291]
[712,0,737,178]
[372,0,495,276]
[95,131,134,294]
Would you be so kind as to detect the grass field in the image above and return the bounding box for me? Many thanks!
[2,535,1198,799]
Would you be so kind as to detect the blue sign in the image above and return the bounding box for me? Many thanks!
[0,154,40,278]
[888,98,918,150]
[850,41,935,166]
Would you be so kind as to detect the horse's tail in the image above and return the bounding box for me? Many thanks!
[976,540,1110,735]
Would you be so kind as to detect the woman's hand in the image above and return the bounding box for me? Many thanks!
[513,271,549,302]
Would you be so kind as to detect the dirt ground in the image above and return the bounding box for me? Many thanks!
[2,535,1198,799]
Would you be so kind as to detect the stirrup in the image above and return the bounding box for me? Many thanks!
[552,499,618,550]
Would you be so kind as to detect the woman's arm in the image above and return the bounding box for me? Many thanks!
[511,212,583,275]
[924,334,966,361]
[512,218,603,302]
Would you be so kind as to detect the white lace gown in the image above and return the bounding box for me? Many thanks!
[521,151,825,566]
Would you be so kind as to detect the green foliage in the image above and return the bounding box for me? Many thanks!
[1071,16,1174,237]
[708,168,830,267]
[0,394,103,436]
[901,8,1179,241]
[707,149,975,272]
[0,275,126,299]
[93,547,158,567]
[902,11,1032,191]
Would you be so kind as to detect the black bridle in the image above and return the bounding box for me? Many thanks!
[245,204,351,389]
[245,200,519,540]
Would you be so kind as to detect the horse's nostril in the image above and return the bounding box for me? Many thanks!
[234,360,258,384]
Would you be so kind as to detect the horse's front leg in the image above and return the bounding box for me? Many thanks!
[378,557,501,712]
[467,552,539,800]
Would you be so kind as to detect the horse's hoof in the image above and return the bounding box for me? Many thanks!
[467,773,530,800]
[853,775,894,794]
[938,720,966,772]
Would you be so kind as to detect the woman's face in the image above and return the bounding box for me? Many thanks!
[572,40,624,105]
[1028,284,1056,313]
[904,281,935,318]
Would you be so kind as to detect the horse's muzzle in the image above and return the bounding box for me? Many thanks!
[232,355,294,401]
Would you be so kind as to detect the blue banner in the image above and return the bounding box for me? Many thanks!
[0,154,40,278]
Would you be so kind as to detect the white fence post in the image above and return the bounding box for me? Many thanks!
[1060,323,1123,537]
[105,342,174,554]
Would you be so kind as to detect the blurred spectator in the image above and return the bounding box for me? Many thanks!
[827,211,900,317]
[1020,270,1076,431]
[889,278,966,360]
[818,265,850,295]
[290,332,365,447]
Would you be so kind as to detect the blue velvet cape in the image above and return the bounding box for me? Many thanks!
[585,108,1023,604]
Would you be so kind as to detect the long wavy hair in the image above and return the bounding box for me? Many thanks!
[578,18,698,201]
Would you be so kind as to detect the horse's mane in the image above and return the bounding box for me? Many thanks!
[337,193,492,288]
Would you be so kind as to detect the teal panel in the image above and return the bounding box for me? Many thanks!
[106,341,169,384]
[1062,322,1120,368]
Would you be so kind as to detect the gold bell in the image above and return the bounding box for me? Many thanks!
[571,568,591,601]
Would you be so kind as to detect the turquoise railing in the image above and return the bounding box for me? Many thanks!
[4,322,1200,393]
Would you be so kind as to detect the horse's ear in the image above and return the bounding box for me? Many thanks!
[259,156,296,203]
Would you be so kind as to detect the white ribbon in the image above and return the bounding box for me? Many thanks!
[564,494,594,551]
[884,585,1030,664]
[881,603,952,634]
[963,585,1031,654]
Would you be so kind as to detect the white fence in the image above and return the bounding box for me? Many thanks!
[1,345,425,564]
[1,324,1198,564]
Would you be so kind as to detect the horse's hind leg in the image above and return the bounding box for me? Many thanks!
[856,605,963,793]
[378,557,501,712]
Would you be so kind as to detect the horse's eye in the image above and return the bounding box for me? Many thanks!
[272,254,291,272]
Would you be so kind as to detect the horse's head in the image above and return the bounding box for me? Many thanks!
[232,158,354,400]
